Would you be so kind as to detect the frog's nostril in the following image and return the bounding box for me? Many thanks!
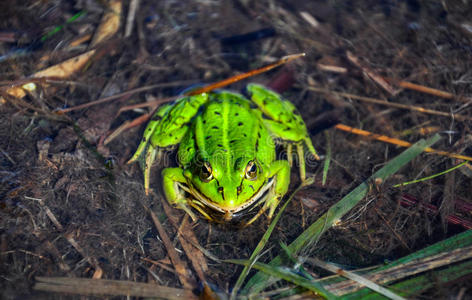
[237,186,242,195]
[218,187,224,193]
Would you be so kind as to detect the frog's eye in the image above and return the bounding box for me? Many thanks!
[200,162,213,182]
[245,161,258,180]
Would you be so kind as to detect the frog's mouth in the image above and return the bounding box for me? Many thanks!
[177,178,275,223]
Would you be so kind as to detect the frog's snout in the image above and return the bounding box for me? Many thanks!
[220,186,239,208]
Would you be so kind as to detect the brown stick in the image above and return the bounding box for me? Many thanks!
[144,204,195,289]
[335,123,472,161]
[34,277,197,299]
[187,53,305,96]
[309,86,472,122]
[397,80,472,102]
[161,198,208,284]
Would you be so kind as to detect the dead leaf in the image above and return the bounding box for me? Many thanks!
[90,0,122,47]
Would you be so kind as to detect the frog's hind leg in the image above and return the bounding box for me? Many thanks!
[286,143,293,167]
[130,123,189,195]
[129,93,209,195]
[296,143,306,181]
[304,136,320,161]
[248,83,319,183]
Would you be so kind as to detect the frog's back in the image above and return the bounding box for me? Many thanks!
[177,91,275,169]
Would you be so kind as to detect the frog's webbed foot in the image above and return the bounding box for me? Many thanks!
[167,182,200,222]
[292,140,319,183]
[242,190,281,227]
[175,200,198,222]
[277,137,319,183]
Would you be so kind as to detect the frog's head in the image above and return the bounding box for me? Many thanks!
[183,154,271,222]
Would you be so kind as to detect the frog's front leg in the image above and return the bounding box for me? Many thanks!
[245,160,290,226]
[248,84,319,182]
[131,124,189,194]
[162,167,198,221]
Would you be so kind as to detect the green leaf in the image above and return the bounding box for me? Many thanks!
[227,259,337,299]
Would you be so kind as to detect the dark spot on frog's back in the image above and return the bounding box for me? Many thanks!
[214,111,221,115]
[238,122,243,126]
[235,112,239,116]
[212,126,219,130]
[206,136,212,140]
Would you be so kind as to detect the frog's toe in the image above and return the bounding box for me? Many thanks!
[175,201,198,221]
[267,196,281,219]
[301,175,316,187]
[304,136,320,160]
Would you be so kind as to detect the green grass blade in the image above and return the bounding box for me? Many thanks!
[393,161,468,187]
[242,134,441,294]
[267,229,472,298]
[230,179,313,299]
[279,242,315,281]
[320,228,472,288]
[227,259,337,299]
[341,258,472,299]
[366,228,472,274]
[322,131,332,186]
[41,11,86,42]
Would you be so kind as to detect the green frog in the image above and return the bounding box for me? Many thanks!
[128,84,318,225]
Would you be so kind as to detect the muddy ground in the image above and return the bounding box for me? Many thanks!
[1,1,472,299]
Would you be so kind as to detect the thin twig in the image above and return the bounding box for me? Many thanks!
[56,81,195,113]
[34,277,196,299]
[322,244,472,295]
[396,80,472,103]
[335,124,472,161]
[144,203,195,289]
[308,86,472,122]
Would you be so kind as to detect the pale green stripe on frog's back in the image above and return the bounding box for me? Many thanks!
[225,94,258,169]
[194,114,207,160]
[222,94,231,173]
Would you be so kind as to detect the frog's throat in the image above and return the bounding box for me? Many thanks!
[177,178,275,216]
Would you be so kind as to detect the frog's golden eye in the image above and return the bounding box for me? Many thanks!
[200,162,213,182]
[245,161,257,180]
